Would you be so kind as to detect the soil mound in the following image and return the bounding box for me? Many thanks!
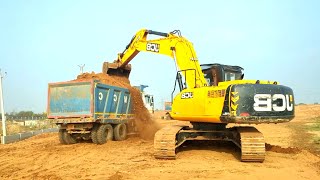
[73,72,159,140]
[75,72,130,88]
[265,143,301,154]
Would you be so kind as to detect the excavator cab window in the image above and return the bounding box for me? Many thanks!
[224,71,243,81]
[204,72,213,85]
[201,63,244,85]
[201,64,223,86]
[222,66,244,81]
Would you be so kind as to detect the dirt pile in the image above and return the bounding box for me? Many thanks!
[73,72,159,140]
[75,72,130,88]
[1,105,320,179]
[265,143,301,154]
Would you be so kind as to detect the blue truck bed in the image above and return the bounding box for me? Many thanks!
[48,80,132,122]
[47,80,135,144]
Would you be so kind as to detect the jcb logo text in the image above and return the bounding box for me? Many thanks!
[181,92,193,99]
[146,43,160,52]
[254,94,293,112]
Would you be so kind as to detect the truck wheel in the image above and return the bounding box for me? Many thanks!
[97,124,113,144]
[58,129,67,144]
[81,134,91,141]
[63,131,77,144]
[114,123,127,141]
[91,125,98,144]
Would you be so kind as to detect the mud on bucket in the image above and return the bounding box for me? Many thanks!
[102,62,132,78]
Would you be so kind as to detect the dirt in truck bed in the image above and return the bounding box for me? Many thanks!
[74,72,159,139]
[75,72,131,88]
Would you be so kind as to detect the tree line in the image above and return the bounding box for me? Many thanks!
[0,111,47,120]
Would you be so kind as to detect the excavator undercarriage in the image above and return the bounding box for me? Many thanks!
[154,123,265,162]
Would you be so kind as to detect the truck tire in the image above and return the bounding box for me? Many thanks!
[63,131,77,144]
[114,123,127,141]
[91,125,98,144]
[81,134,91,141]
[58,129,67,144]
[97,124,113,144]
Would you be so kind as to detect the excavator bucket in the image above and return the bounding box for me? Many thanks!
[102,62,131,78]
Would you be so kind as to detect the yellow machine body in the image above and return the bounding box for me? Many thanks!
[104,29,294,124]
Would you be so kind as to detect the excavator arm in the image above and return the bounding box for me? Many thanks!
[103,29,207,88]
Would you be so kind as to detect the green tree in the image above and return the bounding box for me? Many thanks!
[16,111,34,117]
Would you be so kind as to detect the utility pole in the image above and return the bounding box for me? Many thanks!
[0,69,7,144]
[78,64,85,74]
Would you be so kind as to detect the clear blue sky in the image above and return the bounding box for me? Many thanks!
[0,0,319,113]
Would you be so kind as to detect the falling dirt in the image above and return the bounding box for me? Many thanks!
[74,72,160,140]
[129,86,160,140]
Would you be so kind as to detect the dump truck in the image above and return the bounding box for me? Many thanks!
[47,80,135,144]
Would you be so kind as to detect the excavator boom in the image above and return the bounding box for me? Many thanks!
[103,29,207,88]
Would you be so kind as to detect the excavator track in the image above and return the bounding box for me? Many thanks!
[154,125,265,162]
[237,127,265,162]
[154,125,184,159]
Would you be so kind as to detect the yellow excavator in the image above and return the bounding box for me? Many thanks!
[104,29,295,162]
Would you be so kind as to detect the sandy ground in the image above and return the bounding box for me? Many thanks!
[1,105,320,180]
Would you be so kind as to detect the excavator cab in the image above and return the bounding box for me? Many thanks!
[201,63,244,86]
